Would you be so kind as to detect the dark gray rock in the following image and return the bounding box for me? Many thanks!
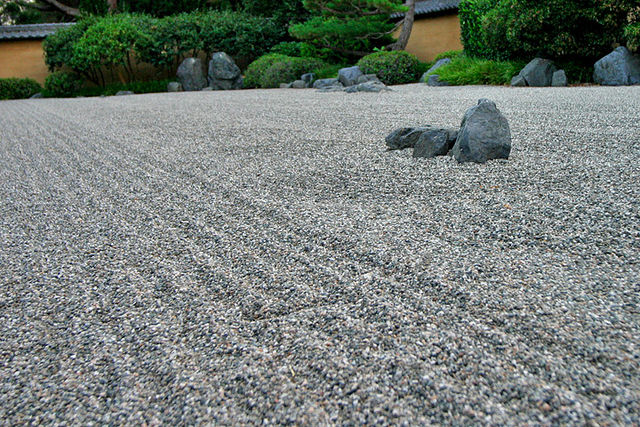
[291,80,307,89]
[420,58,452,82]
[201,87,213,91]
[338,66,363,87]
[208,52,243,90]
[313,78,341,89]
[452,99,511,163]
[386,126,434,150]
[356,74,380,84]
[316,85,346,93]
[427,74,450,87]
[115,91,134,96]
[552,70,568,87]
[301,73,315,87]
[29,92,43,99]
[345,81,389,93]
[177,57,207,91]
[167,82,183,92]
[518,58,557,87]
[593,46,640,86]
[279,83,293,89]
[510,75,527,87]
[413,128,458,158]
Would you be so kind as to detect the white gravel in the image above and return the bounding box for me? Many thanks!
[0,84,639,425]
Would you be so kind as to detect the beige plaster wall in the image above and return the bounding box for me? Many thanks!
[395,14,464,62]
[0,39,49,84]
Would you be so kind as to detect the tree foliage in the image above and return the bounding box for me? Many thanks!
[289,0,405,60]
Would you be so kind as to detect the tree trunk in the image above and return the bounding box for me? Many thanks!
[107,0,117,13]
[390,0,416,51]
[40,0,80,17]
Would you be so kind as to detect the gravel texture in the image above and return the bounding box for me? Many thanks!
[0,85,639,425]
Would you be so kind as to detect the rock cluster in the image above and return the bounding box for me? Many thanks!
[420,58,452,86]
[386,98,511,163]
[511,58,567,87]
[175,52,242,92]
[314,66,390,93]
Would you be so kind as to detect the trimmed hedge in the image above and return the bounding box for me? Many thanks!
[460,0,638,62]
[244,53,327,88]
[0,78,42,100]
[356,51,421,85]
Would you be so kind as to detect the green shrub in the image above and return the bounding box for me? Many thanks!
[0,78,42,100]
[244,53,327,88]
[356,51,421,85]
[43,71,83,97]
[71,14,153,85]
[626,22,640,52]
[427,56,524,85]
[459,0,498,58]
[270,41,305,57]
[43,18,95,72]
[434,50,464,61]
[460,0,636,62]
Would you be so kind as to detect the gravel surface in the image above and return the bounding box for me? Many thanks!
[1,85,639,425]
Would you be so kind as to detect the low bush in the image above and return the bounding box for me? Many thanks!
[244,53,327,88]
[434,50,464,61]
[626,22,640,52]
[44,71,83,97]
[0,78,42,100]
[356,51,421,85]
[76,79,171,97]
[426,56,524,85]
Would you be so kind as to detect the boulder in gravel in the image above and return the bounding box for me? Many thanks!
[356,74,380,84]
[301,73,315,87]
[167,82,183,92]
[313,78,341,89]
[517,58,557,87]
[208,52,243,90]
[386,126,434,150]
[452,99,511,163]
[115,90,134,96]
[427,74,450,87]
[338,66,363,87]
[510,75,527,87]
[291,80,307,89]
[593,46,640,86]
[552,70,568,87]
[280,83,292,89]
[413,128,458,158]
[420,58,451,83]
[345,81,389,93]
[29,92,43,99]
[177,57,207,91]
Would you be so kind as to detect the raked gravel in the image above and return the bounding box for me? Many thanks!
[0,84,639,425]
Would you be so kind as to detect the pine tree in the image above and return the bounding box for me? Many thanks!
[289,0,407,58]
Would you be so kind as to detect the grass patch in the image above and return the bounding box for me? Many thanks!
[428,56,525,86]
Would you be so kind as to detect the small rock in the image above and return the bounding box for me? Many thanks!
[593,46,640,86]
[115,91,134,96]
[452,99,511,163]
[30,92,43,99]
[279,83,293,89]
[427,74,450,87]
[510,75,527,87]
[201,87,213,91]
[356,74,380,84]
[301,73,315,87]
[313,78,341,89]
[291,80,307,89]
[420,58,451,82]
[386,126,434,150]
[552,70,568,87]
[345,81,389,93]
[413,128,457,158]
[177,57,207,91]
[518,58,557,87]
[167,82,183,92]
[338,66,363,87]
